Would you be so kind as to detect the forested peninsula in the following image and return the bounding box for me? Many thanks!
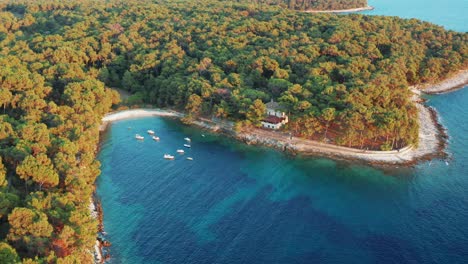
[230,0,369,11]
[0,0,467,262]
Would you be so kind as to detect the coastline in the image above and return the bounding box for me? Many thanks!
[99,69,468,165]
[98,93,448,166]
[100,109,183,132]
[192,100,445,165]
[94,109,184,263]
[94,79,465,261]
[414,70,468,94]
[302,6,374,14]
[89,198,103,263]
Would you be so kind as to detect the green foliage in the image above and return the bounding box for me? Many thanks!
[126,92,145,105]
[7,208,53,258]
[380,142,393,151]
[41,0,461,150]
[16,154,59,191]
[0,192,20,220]
[239,0,369,11]
[321,107,336,140]
[0,242,20,264]
[0,157,6,187]
[185,94,203,118]
[246,99,267,126]
[0,0,466,261]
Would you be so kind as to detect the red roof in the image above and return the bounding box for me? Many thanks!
[215,88,230,95]
[262,115,285,124]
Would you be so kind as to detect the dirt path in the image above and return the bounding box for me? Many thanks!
[302,6,374,13]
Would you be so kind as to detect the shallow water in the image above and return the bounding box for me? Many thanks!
[97,1,468,263]
[364,0,467,32]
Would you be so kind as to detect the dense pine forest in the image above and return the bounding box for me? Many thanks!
[231,0,368,11]
[0,0,467,262]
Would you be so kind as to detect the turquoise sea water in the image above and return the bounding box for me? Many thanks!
[97,2,468,263]
[364,0,467,32]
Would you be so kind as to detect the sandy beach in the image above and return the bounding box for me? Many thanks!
[302,6,374,13]
[100,109,183,132]
[102,108,182,122]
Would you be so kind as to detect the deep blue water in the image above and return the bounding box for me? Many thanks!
[97,2,468,263]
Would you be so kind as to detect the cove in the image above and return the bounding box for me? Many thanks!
[97,87,468,264]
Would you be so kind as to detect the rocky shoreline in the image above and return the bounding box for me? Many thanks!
[89,125,121,263]
[89,195,110,263]
[98,73,467,168]
[99,91,452,166]
[415,70,468,94]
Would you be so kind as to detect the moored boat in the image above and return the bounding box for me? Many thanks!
[152,136,160,141]
[147,130,155,135]
[164,154,174,160]
[186,157,193,161]
[184,144,191,148]
[177,149,184,154]
[135,134,144,140]
[184,137,191,141]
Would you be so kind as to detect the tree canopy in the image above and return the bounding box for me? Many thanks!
[229,0,368,11]
[0,0,466,261]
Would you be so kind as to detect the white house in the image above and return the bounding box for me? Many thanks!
[261,100,288,130]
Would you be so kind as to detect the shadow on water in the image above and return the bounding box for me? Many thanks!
[157,118,421,232]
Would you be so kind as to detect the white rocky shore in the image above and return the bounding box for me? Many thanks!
[302,6,374,13]
[88,199,103,263]
[99,103,438,165]
[100,70,468,165]
[414,70,468,94]
[233,101,442,165]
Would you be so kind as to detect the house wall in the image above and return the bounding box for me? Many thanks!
[267,109,285,118]
[261,121,282,130]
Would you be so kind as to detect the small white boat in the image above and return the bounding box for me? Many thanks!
[186,157,193,161]
[184,144,191,148]
[152,136,160,141]
[184,137,191,142]
[135,134,144,140]
[164,154,174,160]
[177,149,185,154]
[147,130,155,135]
[201,134,205,137]
[445,161,449,166]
